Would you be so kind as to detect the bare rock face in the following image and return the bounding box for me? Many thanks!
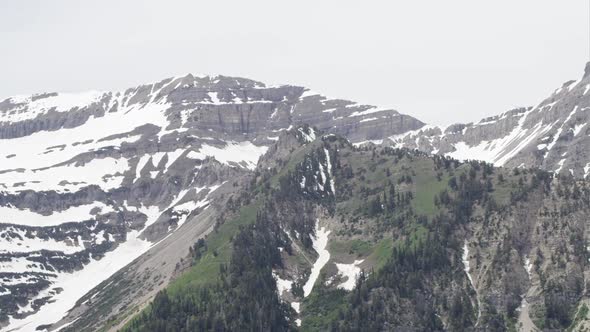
[0,74,424,331]
[388,64,590,179]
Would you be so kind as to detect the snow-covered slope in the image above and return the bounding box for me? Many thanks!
[0,75,424,331]
[387,63,590,177]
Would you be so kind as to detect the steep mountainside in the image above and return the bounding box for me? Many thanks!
[118,128,590,332]
[385,63,590,178]
[3,64,590,331]
[0,76,423,331]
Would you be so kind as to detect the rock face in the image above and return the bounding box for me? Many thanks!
[388,64,590,178]
[0,75,424,331]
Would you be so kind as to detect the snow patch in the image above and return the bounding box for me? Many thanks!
[359,117,379,123]
[187,141,268,170]
[573,123,586,137]
[353,139,384,147]
[524,256,533,279]
[349,107,394,118]
[462,242,475,287]
[272,271,293,296]
[207,91,220,104]
[324,148,335,195]
[300,89,319,99]
[568,79,581,91]
[0,202,114,227]
[555,158,566,174]
[302,221,331,297]
[463,241,481,326]
[335,260,364,291]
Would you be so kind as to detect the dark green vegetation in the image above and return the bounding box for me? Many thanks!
[121,128,590,331]
[124,211,293,332]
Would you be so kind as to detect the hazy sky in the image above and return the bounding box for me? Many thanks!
[0,1,588,125]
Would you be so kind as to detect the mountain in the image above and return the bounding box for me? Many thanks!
[387,64,590,179]
[2,64,590,332]
[116,128,590,332]
[0,75,423,331]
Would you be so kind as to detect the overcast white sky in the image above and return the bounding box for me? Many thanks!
[0,1,587,125]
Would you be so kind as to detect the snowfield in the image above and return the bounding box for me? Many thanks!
[4,183,224,331]
[6,230,153,331]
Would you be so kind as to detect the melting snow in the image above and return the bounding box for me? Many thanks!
[3,180,214,331]
[291,302,302,326]
[187,141,267,170]
[2,91,105,123]
[573,123,586,137]
[546,106,578,152]
[5,230,153,331]
[272,271,293,296]
[447,110,553,166]
[463,241,481,326]
[353,139,384,147]
[300,89,319,99]
[359,117,379,123]
[0,228,85,254]
[555,158,566,174]
[207,92,220,104]
[348,107,393,117]
[524,256,533,279]
[462,242,475,287]
[0,95,171,193]
[334,259,364,291]
[0,202,114,227]
[0,157,129,193]
[302,221,331,297]
[324,148,335,195]
[134,155,151,180]
[568,79,581,91]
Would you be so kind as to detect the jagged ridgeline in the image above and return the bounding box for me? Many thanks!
[113,127,590,332]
